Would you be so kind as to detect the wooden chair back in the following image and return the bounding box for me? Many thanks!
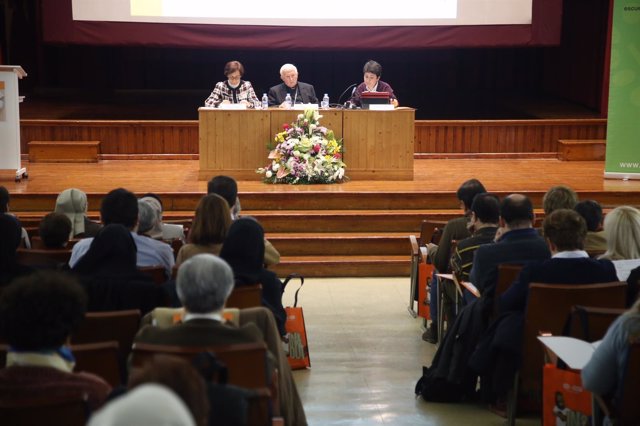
[30,236,81,250]
[564,305,625,342]
[519,282,627,412]
[0,393,89,426]
[168,238,184,260]
[227,284,263,309]
[586,249,606,259]
[419,220,447,247]
[619,342,640,424]
[139,265,167,284]
[16,248,72,267]
[71,309,141,369]
[494,264,523,315]
[130,341,269,389]
[72,341,121,388]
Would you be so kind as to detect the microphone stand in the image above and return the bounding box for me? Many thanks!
[337,83,358,108]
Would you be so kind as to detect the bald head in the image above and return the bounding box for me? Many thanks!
[500,194,534,229]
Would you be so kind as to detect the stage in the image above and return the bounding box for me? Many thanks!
[5,158,640,277]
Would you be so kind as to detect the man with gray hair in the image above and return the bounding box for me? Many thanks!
[134,254,307,426]
[135,254,263,346]
[268,63,318,107]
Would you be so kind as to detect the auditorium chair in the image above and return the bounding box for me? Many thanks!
[227,284,263,310]
[564,305,626,342]
[618,342,640,424]
[506,281,627,425]
[493,264,523,317]
[30,236,81,250]
[139,265,167,284]
[70,309,141,381]
[15,247,72,269]
[71,341,121,388]
[131,341,275,425]
[0,393,89,426]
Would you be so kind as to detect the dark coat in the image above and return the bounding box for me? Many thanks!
[268,82,318,105]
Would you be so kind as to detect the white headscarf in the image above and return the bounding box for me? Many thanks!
[88,384,196,426]
[54,188,88,238]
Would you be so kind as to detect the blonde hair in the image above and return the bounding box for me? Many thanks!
[602,206,640,260]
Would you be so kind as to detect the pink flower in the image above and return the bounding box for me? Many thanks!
[313,144,321,153]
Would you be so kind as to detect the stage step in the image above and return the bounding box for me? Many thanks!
[28,141,101,163]
[266,232,412,256]
[557,139,606,161]
[271,255,410,278]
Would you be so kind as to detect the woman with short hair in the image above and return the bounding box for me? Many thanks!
[204,60,260,108]
[176,194,232,267]
[349,60,398,107]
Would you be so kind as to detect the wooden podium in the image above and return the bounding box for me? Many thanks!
[198,107,414,181]
[0,65,28,181]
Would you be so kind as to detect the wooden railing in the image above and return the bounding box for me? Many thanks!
[21,118,607,156]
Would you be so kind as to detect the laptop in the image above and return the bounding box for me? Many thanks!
[360,91,391,109]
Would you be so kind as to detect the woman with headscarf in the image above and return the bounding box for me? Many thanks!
[72,224,165,314]
[55,188,102,238]
[220,218,287,337]
[0,215,33,286]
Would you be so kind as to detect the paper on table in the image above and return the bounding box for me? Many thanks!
[537,336,600,370]
[435,273,480,297]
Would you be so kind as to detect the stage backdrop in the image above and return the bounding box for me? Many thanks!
[604,1,640,179]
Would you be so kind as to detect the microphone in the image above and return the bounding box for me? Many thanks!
[337,83,358,107]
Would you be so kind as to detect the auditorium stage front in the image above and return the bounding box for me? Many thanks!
[5,158,640,277]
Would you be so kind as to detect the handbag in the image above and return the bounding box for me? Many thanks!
[283,274,310,370]
[542,364,591,426]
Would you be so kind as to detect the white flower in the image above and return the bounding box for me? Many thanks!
[293,150,301,158]
[273,163,280,171]
[266,170,272,178]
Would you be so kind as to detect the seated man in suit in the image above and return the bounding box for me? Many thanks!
[134,254,307,426]
[268,63,318,107]
[69,188,175,277]
[468,194,551,304]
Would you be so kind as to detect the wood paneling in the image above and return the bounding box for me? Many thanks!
[414,119,607,153]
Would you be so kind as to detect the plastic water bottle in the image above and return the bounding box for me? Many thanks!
[284,93,292,109]
[321,93,329,109]
[261,93,269,109]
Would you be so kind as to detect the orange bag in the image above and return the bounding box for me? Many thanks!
[418,262,434,320]
[542,364,592,426]
[284,274,310,370]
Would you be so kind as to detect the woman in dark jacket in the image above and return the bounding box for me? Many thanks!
[0,215,33,286]
[220,218,287,336]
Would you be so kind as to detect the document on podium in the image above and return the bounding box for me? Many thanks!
[537,336,601,370]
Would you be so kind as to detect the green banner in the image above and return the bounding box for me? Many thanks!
[604,1,640,179]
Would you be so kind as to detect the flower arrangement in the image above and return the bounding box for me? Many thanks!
[257,109,347,184]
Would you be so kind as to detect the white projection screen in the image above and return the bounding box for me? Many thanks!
[71,0,532,27]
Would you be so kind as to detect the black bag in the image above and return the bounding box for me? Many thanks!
[414,366,469,403]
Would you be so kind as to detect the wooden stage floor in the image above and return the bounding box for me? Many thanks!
[3,158,640,199]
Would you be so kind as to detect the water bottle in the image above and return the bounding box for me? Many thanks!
[284,93,292,109]
[321,93,329,109]
[261,93,269,109]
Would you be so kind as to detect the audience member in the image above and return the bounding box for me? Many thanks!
[575,199,607,253]
[204,60,260,109]
[423,178,486,343]
[0,215,33,286]
[268,63,318,107]
[600,205,640,280]
[543,185,579,215]
[69,188,175,277]
[349,60,398,107]
[39,212,72,248]
[447,193,500,322]
[473,209,617,403]
[137,200,159,237]
[134,254,307,426]
[581,299,640,410]
[0,271,111,410]
[72,224,166,315]
[176,194,231,268]
[220,218,287,337]
[208,175,280,266]
[469,194,551,303]
[139,193,185,241]
[55,188,102,238]
[128,355,209,426]
[88,384,195,426]
[1,185,30,248]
